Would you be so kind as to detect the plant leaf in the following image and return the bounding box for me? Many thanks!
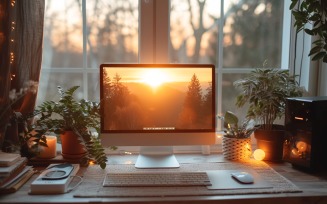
[312,52,326,61]
[308,45,322,56]
[224,111,239,125]
[289,0,298,10]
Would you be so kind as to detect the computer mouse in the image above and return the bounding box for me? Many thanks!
[231,172,254,184]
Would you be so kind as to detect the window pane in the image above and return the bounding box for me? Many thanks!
[36,72,84,105]
[39,0,139,104]
[221,73,249,120]
[43,0,83,68]
[170,0,220,64]
[88,73,99,100]
[223,0,284,68]
[86,0,139,67]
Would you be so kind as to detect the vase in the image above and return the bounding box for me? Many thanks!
[60,131,86,160]
[222,136,252,160]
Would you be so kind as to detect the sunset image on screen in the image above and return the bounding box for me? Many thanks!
[102,67,213,131]
[140,69,170,89]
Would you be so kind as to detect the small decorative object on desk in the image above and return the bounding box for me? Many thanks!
[218,111,256,160]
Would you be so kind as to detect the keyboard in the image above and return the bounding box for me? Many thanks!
[103,172,212,187]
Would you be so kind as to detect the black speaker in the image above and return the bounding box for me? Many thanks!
[283,96,327,171]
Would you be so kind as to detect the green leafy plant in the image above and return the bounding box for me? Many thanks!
[290,0,327,62]
[218,111,256,139]
[30,86,109,169]
[234,68,303,131]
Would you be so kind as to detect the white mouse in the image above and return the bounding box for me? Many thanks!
[231,172,254,184]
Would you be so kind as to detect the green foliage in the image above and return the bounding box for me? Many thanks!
[290,0,327,62]
[234,67,303,131]
[218,111,256,139]
[30,86,108,169]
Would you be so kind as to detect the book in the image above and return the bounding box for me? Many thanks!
[0,157,27,176]
[0,152,21,167]
[0,157,27,186]
[0,166,34,194]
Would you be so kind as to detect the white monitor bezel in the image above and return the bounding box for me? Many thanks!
[100,63,216,147]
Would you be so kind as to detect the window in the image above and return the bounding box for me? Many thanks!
[38,0,139,103]
[168,0,291,123]
[38,0,292,151]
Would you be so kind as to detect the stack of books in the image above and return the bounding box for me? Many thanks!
[0,151,34,194]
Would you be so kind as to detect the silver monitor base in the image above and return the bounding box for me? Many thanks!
[135,146,180,168]
[135,154,180,169]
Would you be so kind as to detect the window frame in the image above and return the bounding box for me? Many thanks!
[40,0,304,154]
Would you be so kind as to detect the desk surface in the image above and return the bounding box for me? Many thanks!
[1,154,327,204]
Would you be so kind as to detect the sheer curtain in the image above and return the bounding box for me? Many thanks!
[0,0,45,151]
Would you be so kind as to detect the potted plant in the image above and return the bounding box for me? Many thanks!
[218,111,256,160]
[29,86,109,169]
[234,68,303,162]
[290,0,327,62]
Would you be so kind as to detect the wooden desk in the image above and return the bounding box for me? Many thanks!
[1,154,327,204]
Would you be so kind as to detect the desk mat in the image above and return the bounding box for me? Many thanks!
[73,160,302,197]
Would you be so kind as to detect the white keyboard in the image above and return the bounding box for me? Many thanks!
[103,172,212,187]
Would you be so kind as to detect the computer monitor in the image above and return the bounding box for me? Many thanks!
[100,64,216,168]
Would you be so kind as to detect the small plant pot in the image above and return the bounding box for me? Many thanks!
[222,136,252,160]
[254,125,285,162]
[60,131,87,159]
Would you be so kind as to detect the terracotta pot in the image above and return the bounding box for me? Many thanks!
[222,136,252,160]
[60,131,86,159]
[254,125,285,162]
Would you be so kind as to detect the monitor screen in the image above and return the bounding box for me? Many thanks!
[100,64,216,147]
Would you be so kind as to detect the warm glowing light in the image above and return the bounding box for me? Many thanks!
[296,141,307,152]
[89,160,95,165]
[245,143,251,151]
[294,117,304,120]
[124,161,134,165]
[291,148,299,156]
[216,131,224,139]
[253,149,265,161]
[141,69,169,88]
[38,136,57,159]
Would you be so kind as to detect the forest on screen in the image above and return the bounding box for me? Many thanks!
[103,71,213,130]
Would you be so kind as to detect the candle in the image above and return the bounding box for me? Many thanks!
[38,136,57,159]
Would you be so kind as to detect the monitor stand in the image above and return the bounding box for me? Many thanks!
[135,146,180,169]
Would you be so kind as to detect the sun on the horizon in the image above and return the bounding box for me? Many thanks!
[140,69,169,88]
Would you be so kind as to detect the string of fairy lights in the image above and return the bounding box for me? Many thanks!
[9,0,15,81]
